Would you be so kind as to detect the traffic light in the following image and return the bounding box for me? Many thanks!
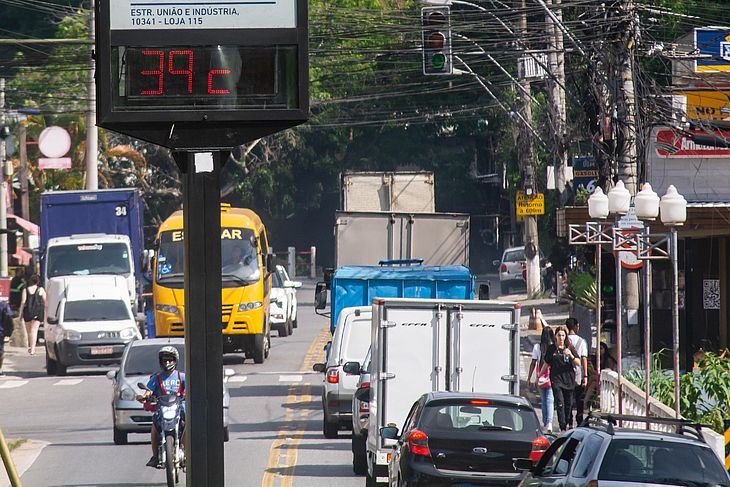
[421,6,452,75]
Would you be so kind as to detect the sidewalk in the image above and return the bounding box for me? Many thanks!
[0,439,48,487]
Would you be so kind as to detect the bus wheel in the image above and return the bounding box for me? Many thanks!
[253,333,266,364]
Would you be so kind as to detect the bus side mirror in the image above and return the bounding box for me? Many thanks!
[266,254,276,273]
[315,282,328,310]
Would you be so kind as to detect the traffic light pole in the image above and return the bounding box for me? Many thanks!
[174,150,226,487]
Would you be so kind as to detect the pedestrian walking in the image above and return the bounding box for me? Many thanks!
[539,325,581,432]
[19,274,45,356]
[527,325,555,431]
[0,298,12,375]
[9,266,25,314]
[566,317,588,426]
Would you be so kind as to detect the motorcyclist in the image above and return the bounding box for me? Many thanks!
[137,345,186,468]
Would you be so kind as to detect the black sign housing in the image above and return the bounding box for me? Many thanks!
[95,0,308,149]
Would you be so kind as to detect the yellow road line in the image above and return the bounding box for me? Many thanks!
[262,324,330,487]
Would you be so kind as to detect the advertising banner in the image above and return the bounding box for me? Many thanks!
[695,28,730,72]
[654,128,730,158]
[679,90,730,120]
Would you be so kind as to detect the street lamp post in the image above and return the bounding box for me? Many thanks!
[607,180,631,416]
[635,183,660,422]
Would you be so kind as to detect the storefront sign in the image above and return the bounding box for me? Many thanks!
[695,28,730,72]
[679,90,730,120]
[572,156,598,193]
[654,129,730,158]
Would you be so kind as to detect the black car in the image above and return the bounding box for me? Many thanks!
[382,392,549,487]
[516,413,730,487]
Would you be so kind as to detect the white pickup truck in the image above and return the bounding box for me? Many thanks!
[365,298,521,486]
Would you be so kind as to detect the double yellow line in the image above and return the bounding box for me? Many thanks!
[261,325,330,487]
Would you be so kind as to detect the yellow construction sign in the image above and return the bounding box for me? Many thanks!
[516,191,545,217]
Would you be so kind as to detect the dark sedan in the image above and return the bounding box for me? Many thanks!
[382,392,549,487]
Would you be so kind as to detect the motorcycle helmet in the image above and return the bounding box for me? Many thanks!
[158,346,179,373]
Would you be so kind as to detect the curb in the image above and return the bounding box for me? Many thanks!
[0,439,48,487]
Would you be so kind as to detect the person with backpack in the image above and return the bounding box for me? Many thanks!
[19,274,46,356]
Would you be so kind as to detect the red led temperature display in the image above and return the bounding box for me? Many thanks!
[124,46,276,98]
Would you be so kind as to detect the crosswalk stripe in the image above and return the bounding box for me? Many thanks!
[0,380,28,389]
[53,379,83,386]
[279,375,303,382]
[227,376,247,383]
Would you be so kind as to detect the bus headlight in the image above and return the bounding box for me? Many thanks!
[238,302,263,312]
[155,304,179,315]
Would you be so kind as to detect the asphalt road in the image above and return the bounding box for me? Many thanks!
[1,281,364,487]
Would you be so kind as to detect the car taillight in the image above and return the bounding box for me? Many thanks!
[358,383,370,413]
[470,400,490,405]
[500,264,507,273]
[326,368,339,384]
[407,429,431,457]
[529,436,550,462]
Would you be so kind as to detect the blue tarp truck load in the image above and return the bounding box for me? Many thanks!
[39,189,144,305]
[315,261,475,333]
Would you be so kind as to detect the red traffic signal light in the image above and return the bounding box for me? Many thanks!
[427,32,445,50]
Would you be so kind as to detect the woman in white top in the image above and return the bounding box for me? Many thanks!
[527,326,555,431]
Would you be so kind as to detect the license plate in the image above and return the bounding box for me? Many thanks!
[90,346,114,355]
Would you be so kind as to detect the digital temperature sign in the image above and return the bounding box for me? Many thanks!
[113,46,297,110]
[94,0,309,149]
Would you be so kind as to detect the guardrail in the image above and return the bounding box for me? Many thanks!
[600,369,724,461]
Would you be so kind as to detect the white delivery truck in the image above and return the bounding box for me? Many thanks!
[365,298,520,486]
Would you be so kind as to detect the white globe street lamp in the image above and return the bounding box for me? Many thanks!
[588,186,609,220]
[635,183,660,221]
[659,185,688,227]
[608,180,631,215]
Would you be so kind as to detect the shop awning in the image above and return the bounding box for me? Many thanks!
[9,215,39,236]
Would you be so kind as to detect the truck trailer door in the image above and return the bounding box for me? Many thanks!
[379,304,446,435]
[449,306,518,394]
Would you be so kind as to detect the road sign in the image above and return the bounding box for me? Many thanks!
[95,0,309,149]
[695,28,730,72]
[617,207,644,269]
[572,156,597,193]
[516,191,544,217]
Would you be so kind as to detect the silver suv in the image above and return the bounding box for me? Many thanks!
[517,413,730,486]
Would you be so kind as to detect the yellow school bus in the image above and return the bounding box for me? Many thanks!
[153,205,272,363]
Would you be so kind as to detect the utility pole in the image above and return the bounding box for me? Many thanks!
[0,78,7,278]
[85,1,98,190]
[517,0,540,297]
[616,0,641,362]
[545,0,568,197]
[19,121,29,248]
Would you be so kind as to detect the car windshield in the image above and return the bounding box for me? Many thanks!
[123,344,186,376]
[421,402,539,433]
[156,227,261,289]
[598,438,730,486]
[503,249,526,262]
[64,299,131,321]
[272,270,283,288]
[47,242,131,278]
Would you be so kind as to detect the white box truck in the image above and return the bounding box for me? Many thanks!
[365,298,520,486]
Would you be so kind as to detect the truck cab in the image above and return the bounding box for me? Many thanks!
[44,234,137,310]
[44,275,141,376]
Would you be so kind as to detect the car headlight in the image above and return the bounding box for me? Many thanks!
[63,329,82,341]
[155,304,179,315]
[238,301,262,312]
[120,386,137,401]
[120,327,137,339]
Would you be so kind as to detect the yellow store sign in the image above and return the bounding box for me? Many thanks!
[680,90,730,120]
[516,191,545,216]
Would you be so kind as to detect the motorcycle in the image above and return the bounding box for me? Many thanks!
[138,382,185,486]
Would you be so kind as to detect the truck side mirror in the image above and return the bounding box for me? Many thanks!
[312,363,326,373]
[47,317,59,325]
[315,282,328,310]
[478,283,490,300]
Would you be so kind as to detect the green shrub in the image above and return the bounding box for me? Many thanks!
[567,271,597,308]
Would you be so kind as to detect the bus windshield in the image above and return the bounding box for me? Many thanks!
[47,242,132,278]
[156,227,261,289]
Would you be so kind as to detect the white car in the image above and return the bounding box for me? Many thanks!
[276,265,301,328]
[269,265,301,337]
[495,245,550,294]
[313,306,371,438]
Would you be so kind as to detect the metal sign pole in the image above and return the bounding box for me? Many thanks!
[176,151,226,486]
